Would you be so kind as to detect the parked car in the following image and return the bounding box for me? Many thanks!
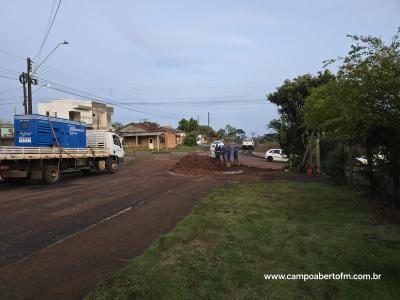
[210,140,224,158]
[242,138,254,150]
[264,148,288,162]
[355,154,386,166]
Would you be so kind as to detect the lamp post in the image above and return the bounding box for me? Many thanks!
[23,41,68,114]
[33,41,68,73]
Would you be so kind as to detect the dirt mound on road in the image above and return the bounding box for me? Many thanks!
[170,153,239,175]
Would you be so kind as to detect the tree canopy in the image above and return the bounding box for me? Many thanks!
[178,118,198,133]
[303,29,400,206]
[267,70,335,156]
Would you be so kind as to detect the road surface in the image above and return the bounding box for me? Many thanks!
[0,153,283,299]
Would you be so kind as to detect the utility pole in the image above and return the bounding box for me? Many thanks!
[19,72,28,114]
[27,58,33,114]
[207,112,210,129]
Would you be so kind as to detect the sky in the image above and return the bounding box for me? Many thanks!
[0,0,399,136]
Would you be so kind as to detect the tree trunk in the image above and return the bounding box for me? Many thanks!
[315,133,320,174]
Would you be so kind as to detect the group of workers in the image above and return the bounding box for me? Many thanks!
[215,143,239,164]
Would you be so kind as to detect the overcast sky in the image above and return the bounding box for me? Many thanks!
[0,0,399,135]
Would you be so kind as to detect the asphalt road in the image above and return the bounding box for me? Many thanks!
[0,153,283,299]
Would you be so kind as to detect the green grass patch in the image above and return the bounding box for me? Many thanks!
[87,181,400,299]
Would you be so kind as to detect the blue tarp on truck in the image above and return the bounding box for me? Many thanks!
[14,114,87,148]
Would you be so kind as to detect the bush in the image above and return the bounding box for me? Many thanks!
[184,132,197,146]
[322,149,347,184]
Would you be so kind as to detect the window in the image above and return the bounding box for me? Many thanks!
[46,111,49,116]
[113,135,121,147]
[273,150,281,154]
[69,111,81,121]
[54,112,58,117]
[160,136,165,143]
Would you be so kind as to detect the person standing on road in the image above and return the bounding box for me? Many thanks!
[226,143,231,164]
[221,144,226,164]
[215,144,221,160]
[233,143,239,163]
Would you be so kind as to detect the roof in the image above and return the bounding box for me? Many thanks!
[118,122,179,135]
[121,132,165,137]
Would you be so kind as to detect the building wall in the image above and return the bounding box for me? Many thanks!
[37,99,113,130]
[123,132,177,150]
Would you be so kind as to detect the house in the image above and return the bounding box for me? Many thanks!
[37,99,113,130]
[161,126,186,145]
[118,123,180,150]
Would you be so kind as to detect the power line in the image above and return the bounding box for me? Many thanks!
[35,0,57,62]
[0,87,20,94]
[33,0,62,61]
[33,78,179,120]
[0,75,18,81]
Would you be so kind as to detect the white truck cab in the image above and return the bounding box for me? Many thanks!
[242,138,254,150]
[86,130,124,160]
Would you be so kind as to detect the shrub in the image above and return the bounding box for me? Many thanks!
[322,149,347,184]
[184,132,197,146]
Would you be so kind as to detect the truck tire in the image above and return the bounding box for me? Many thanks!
[267,156,273,162]
[43,165,60,184]
[109,159,119,174]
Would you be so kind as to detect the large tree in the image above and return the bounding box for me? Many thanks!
[177,118,198,133]
[304,29,400,206]
[267,70,335,158]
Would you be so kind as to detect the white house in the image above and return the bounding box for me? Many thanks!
[37,99,113,130]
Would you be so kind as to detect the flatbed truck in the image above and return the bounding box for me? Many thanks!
[0,130,124,184]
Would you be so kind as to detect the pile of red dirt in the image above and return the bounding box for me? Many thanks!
[170,153,240,175]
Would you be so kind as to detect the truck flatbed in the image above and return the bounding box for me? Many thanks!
[0,146,109,161]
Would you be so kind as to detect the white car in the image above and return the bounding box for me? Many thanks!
[242,138,254,150]
[265,148,288,162]
[210,141,224,158]
[355,154,386,165]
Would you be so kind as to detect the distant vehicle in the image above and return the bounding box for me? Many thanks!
[264,148,288,162]
[355,154,386,166]
[210,140,224,158]
[242,138,254,150]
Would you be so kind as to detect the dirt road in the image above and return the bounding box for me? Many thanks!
[0,154,283,299]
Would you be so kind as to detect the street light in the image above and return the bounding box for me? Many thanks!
[22,41,68,114]
[33,40,69,73]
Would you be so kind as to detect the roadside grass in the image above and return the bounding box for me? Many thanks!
[87,181,400,299]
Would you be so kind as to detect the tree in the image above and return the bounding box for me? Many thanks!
[178,118,198,133]
[112,121,123,129]
[267,118,288,146]
[198,125,215,139]
[184,132,197,146]
[267,70,335,159]
[304,29,400,206]
[142,120,159,128]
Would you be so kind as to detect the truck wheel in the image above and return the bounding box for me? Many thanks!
[109,160,119,174]
[43,165,60,184]
[267,156,273,162]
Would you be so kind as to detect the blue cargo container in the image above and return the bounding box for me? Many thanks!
[14,114,86,148]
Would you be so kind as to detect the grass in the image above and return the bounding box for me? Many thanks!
[86,181,400,299]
